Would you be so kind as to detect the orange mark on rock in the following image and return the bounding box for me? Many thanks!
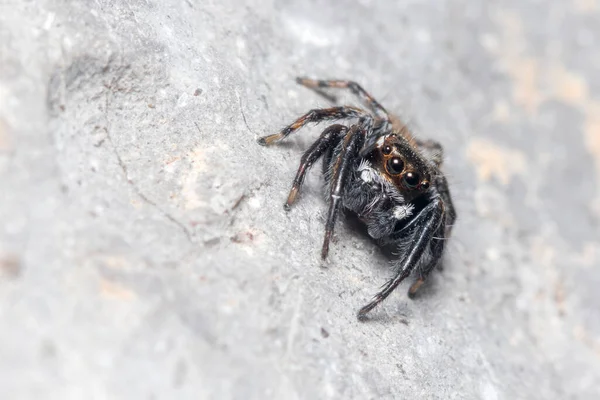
[165,156,181,166]
[467,138,527,185]
[101,255,130,270]
[549,66,589,105]
[510,57,543,114]
[573,0,599,13]
[0,253,21,279]
[490,10,593,114]
[584,102,600,168]
[491,9,600,211]
[584,102,600,215]
[491,11,544,114]
[100,277,135,300]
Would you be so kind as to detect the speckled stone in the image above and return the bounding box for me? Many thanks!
[1,1,599,399]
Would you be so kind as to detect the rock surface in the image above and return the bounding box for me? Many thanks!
[1,1,599,399]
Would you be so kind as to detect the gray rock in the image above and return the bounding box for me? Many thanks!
[1,1,599,399]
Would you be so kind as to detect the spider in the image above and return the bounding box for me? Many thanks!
[257,77,456,320]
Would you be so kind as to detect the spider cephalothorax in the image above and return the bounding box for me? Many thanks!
[257,78,456,320]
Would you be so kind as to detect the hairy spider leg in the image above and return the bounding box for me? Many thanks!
[321,124,366,260]
[405,165,456,298]
[296,77,391,124]
[257,106,368,146]
[407,222,446,297]
[436,175,457,237]
[415,138,444,168]
[357,198,445,320]
[284,124,348,210]
[295,78,391,157]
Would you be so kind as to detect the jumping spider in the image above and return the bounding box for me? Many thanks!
[257,78,456,320]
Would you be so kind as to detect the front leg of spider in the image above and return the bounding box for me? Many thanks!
[321,124,365,260]
[257,106,367,146]
[284,124,348,210]
[407,226,445,298]
[357,198,445,320]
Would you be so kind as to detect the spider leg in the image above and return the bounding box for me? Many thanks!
[415,138,443,154]
[416,138,444,168]
[412,139,456,233]
[435,175,456,237]
[357,197,444,320]
[407,223,446,298]
[296,77,390,124]
[257,106,368,146]
[321,124,366,259]
[284,124,348,210]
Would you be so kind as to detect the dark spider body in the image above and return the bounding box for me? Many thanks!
[258,78,456,320]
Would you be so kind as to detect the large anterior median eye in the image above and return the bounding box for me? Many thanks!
[386,157,405,175]
[403,172,420,188]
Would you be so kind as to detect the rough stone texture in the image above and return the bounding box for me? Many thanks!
[1,0,599,399]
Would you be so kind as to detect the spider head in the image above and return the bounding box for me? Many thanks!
[367,133,433,195]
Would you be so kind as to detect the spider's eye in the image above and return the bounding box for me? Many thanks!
[404,172,420,188]
[386,157,404,175]
[382,145,392,155]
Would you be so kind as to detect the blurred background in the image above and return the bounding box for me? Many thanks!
[1,0,599,399]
